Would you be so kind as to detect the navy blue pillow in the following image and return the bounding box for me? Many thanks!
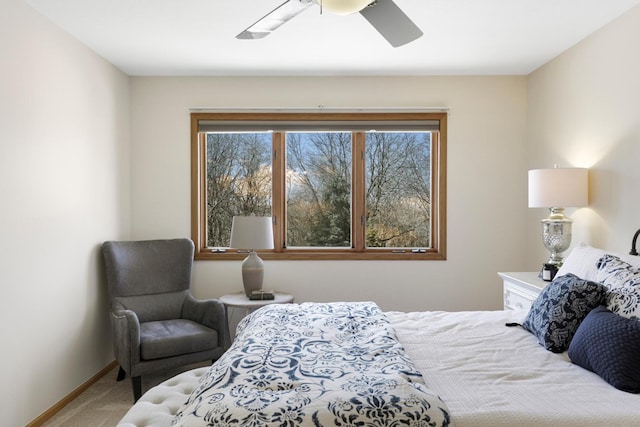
[522,273,606,353]
[569,306,640,393]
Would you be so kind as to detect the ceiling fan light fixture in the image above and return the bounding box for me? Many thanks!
[320,0,372,15]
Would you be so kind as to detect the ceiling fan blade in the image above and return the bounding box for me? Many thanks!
[236,0,314,39]
[359,0,423,47]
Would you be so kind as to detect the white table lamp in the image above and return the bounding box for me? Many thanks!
[528,167,588,266]
[230,216,274,296]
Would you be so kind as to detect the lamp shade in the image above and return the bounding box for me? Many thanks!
[230,216,274,250]
[528,168,588,208]
[321,0,371,15]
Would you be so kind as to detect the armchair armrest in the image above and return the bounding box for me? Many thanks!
[183,295,231,350]
[110,305,141,373]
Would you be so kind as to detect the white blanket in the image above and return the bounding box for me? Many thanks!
[387,309,640,427]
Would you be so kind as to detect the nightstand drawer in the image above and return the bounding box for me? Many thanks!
[498,272,547,311]
[504,284,537,311]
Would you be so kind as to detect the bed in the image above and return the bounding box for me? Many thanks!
[118,244,640,426]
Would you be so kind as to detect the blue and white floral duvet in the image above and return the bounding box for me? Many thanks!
[172,302,450,426]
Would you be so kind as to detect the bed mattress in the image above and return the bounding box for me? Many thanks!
[119,309,640,427]
[388,309,640,427]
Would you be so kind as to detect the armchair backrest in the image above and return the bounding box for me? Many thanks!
[103,239,195,322]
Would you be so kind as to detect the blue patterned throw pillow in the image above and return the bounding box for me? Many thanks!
[522,273,606,353]
[596,254,640,319]
[569,306,640,393]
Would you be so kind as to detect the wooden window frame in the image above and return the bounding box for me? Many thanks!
[191,111,447,261]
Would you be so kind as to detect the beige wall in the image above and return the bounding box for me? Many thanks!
[129,76,528,312]
[526,4,640,267]
[0,1,130,425]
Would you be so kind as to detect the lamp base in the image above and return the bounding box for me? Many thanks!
[241,251,264,297]
[541,207,573,266]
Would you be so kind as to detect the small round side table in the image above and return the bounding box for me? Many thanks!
[220,291,294,337]
[219,291,294,309]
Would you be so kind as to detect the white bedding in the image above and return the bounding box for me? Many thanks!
[119,309,640,427]
[387,309,640,427]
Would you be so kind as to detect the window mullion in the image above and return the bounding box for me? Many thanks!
[431,131,443,254]
[272,132,286,252]
[191,131,207,253]
[352,132,366,251]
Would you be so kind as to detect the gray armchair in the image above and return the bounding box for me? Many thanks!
[102,238,230,402]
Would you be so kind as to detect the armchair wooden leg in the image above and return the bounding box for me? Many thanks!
[132,376,142,402]
[116,366,126,382]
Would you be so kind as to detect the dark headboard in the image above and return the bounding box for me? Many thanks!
[630,228,640,256]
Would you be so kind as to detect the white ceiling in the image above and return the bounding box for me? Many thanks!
[25,0,640,76]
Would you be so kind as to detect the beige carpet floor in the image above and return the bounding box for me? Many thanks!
[41,362,210,427]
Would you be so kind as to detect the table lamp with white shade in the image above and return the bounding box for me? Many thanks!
[229,216,274,297]
[528,167,588,267]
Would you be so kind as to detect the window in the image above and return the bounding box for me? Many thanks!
[191,112,447,260]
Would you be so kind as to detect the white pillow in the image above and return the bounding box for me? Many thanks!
[557,243,606,281]
[557,242,640,281]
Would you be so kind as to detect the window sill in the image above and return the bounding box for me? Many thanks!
[194,248,446,261]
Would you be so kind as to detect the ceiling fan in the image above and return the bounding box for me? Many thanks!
[236,0,423,47]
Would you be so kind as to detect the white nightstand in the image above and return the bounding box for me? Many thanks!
[498,272,548,311]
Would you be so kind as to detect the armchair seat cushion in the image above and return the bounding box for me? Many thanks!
[140,319,218,360]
